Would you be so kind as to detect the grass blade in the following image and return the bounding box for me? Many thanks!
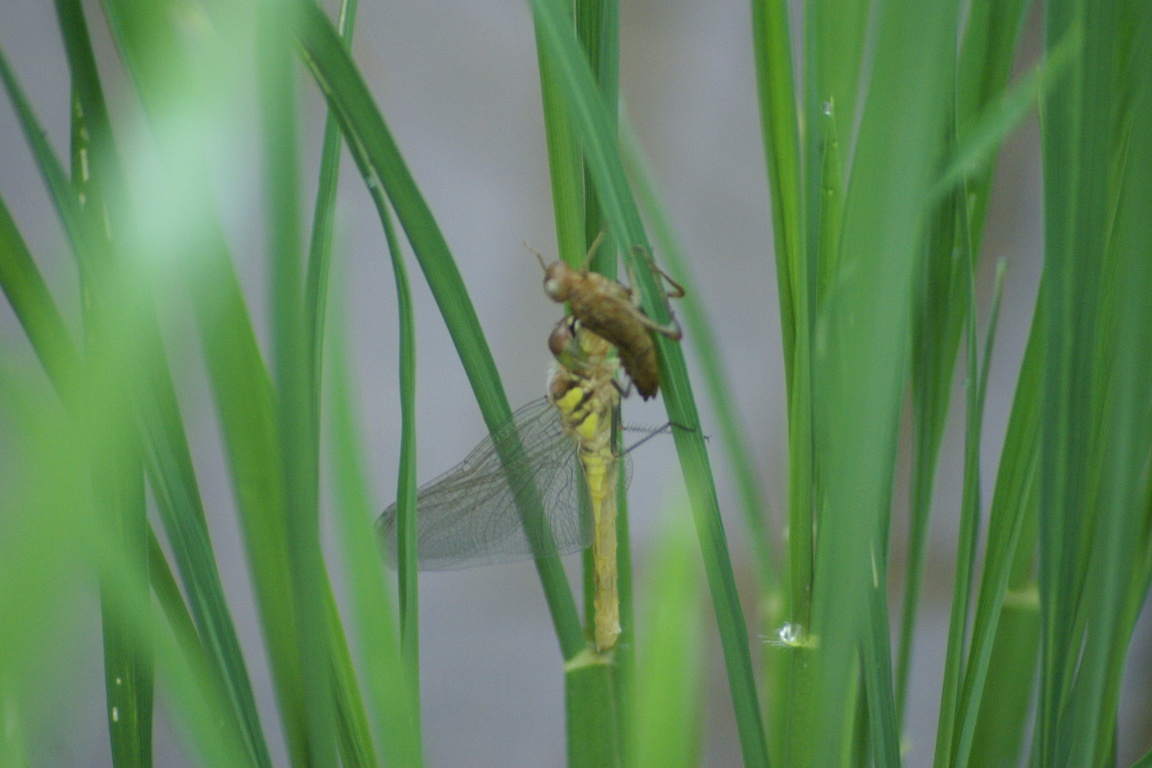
[523,2,769,763]
[629,514,706,768]
[100,1,314,760]
[536,2,626,763]
[806,2,957,763]
[293,0,586,659]
[328,292,424,767]
[750,0,800,391]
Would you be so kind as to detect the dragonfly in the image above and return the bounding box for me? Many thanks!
[546,315,624,650]
[378,317,634,651]
[535,232,685,400]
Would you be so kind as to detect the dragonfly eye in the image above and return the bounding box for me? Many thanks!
[548,320,574,356]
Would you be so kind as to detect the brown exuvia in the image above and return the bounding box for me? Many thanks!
[536,233,683,400]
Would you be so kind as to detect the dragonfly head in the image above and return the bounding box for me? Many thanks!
[548,316,581,369]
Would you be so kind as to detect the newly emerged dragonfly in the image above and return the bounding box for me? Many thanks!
[546,316,623,650]
[378,317,634,651]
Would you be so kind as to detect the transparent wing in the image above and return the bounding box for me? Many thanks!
[378,398,633,570]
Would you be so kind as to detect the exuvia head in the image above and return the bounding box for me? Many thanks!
[534,250,573,302]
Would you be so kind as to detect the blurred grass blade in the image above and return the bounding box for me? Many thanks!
[0,178,273,768]
[897,0,1033,721]
[933,254,1006,768]
[934,27,1079,201]
[64,1,282,763]
[806,2,957,764]
[100,1,314,761]
[0,364,260,767]
[292,0,585,659]
[861,570,900,768]
[259,1,340,764]
[59,7,155,764]
[328,290,424,767]
[0,195,80,398]
[4,20,274,758]
[629,514,705,768]
[325,580,380,768]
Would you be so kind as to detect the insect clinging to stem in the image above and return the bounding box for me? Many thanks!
[534,231,685,400]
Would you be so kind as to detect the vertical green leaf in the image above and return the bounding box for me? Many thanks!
[807,2,957,765]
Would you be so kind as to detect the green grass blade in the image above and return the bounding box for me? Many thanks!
[576,0,618,276]
[935,29,1079,201]
[564,659,621,768]
[100,2,314,761]
[1033,4,1152,765]
[861,576,901,768]
[292,0,586,659]
[900,186,967,719]
[618,122,776,592]
[541,3,628,763]
[2,24,275,765]
[0,46,93,275]
[929,199,981,768]
[523,2,769,763]
[897,1,1034,719]
[750,0,800,392]
[0,195,81,398]
[93,435,152,768]
[535,3,584,268]
[328,299,424,767]
[629,515,705,768]
[934,254,1007,768]
[1056,7,1152,762]
[954,266,1042,768]
[60,8,153,763]
[305,0,359,427]
[325,580,380,768]
[366,193,420,724]
[376,202,420,681]
[807,0,867,169]
[259,2,339,764]
[806,2,957,764]
[749,13,808,726]
[966,307,1043,766]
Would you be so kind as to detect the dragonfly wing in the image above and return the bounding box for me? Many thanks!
[378,398,588,569]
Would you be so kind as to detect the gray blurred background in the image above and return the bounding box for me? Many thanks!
[2,0,1148,766]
